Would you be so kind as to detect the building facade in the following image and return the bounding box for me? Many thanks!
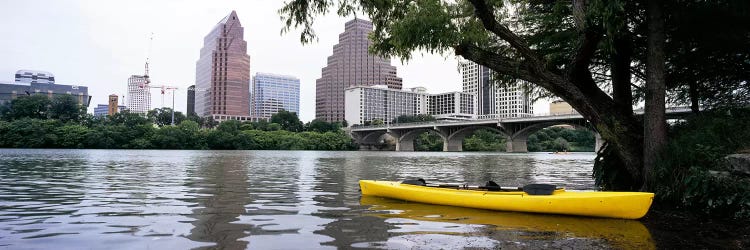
[127,75,150,114]
[316,18,403,122]
[1,70,89,106]
[187,85,195,115]
[195,10,252,121]
[107,94,119,115]
[495,80,534,117]
[550,100,576,115]
[345,85,476,126]
[251,73,300,119]
[0,82,90,106]
[15,70,55,84]
[460,62,495,115]
[94,104,126,116]
[427,92,477,120]
[460,61,533,118]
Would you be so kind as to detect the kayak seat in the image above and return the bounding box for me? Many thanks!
[522,184,556,195]
[401,178,426,186]
[481,181,502,191]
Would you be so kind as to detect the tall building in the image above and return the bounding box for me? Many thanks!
[345,85,476,126]
[316,18,403,122]
[127,74,150,114]
[460,61,495,115]
[495,80,534,117]
[0,70,89,106]
[251,73,300,119]
[460,61,533,117]
[15,70,55,84]
[187,85,195,115]
[195,10,252,122]
[108,94,119,115]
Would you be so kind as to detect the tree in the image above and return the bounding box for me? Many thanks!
[5,95,50,120]
[393,114,436,123]
[306,118,340,133]
[279,0,750,190]
[186,113,205,127]
[270,109,304,132]
[49,95,85,122]
[147,107,185,126]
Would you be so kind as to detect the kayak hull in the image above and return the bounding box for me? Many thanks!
[359,180,654,219]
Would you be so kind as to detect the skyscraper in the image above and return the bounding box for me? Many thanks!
[460,61,533,117]
[460,61,495,115]
[127,74,150,114]
[195,10,251,121]
[316,18,402,122]
[187,85,195,116]
[251,73,300,119]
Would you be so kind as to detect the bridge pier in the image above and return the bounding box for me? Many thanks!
[506,136,528,153]
[445,137,462,152]
[395,137,415,151]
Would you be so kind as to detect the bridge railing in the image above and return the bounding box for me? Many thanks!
[350,106,693,130]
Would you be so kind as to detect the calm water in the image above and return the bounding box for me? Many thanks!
[0,149,653,249]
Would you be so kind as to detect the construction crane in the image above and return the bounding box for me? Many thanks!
[139,83,179,125]
[134,32,180,125]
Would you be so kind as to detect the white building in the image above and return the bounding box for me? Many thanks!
[127,75,151,115]
[460,61,533,118]
[251,73,300,119]
[345,85,476,126]
[428,92,476,120]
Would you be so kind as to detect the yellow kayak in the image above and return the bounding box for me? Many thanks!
[360,196,655,249]
[359,180,654,219]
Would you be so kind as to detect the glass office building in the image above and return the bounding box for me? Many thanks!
[251,73,300,119]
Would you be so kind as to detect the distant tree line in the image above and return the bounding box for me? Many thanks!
[0,95,356,150]
[411,127,594,152]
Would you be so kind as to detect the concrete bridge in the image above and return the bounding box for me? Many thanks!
[349,107,693,152]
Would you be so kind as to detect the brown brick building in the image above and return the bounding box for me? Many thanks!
[316,18,402,122]
[195,10,251,120]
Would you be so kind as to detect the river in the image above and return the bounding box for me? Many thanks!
[0,149,654,249]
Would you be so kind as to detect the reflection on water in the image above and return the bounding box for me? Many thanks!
[359,196,654,249]
[0,149,624,249]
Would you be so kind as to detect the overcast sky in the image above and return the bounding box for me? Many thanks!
[0,0,549,122]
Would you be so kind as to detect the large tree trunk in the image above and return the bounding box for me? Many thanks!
[688,80,700,113]
[643,0,668,191]
[612,34,634,115]
[460,0,645,190]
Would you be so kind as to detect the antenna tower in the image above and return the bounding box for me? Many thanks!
[144,32,154,79]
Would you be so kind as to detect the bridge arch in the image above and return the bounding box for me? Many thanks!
[396,128,446,151]
[353,130,397,150]
[445,126,508,152]
[507,121,599,153]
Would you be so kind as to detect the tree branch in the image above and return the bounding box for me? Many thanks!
[455,42,543,86]
[466,0,545,66]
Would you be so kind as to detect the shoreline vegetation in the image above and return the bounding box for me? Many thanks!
[0,96,595,151]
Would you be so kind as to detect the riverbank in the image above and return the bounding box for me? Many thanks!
[643,205,750,249]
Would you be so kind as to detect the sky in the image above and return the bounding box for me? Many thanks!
[0,0,549,122]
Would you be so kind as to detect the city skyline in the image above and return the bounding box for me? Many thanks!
[0,1,548,122]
